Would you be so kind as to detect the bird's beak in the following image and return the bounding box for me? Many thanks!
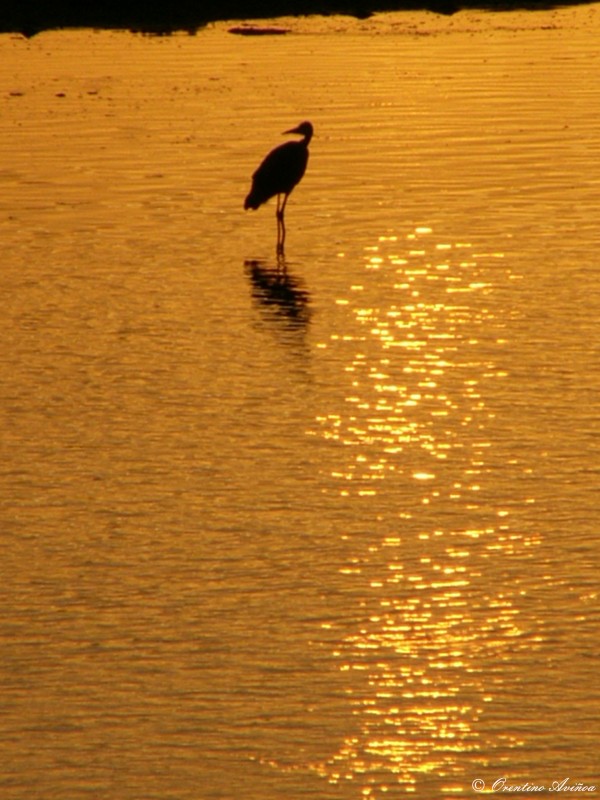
[282,124,303,135]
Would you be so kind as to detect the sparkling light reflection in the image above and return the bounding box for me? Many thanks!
[315,227,512,501]
[310,228,540,795]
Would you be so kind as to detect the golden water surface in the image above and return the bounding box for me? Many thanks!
[1,7,599,799]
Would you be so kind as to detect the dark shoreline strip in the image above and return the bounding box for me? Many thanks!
[1,0,594,37]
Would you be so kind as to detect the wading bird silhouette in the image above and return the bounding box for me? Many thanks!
[244,121,313,253]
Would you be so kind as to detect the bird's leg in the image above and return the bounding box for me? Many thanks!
[276,251,287,274]
[278,193,288,252]
[276,194,285,254]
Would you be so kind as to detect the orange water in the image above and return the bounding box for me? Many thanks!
[1,8,598,798]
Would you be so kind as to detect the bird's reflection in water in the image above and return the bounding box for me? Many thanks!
[245,257,311,331]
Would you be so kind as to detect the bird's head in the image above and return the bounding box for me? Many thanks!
[283,121,313,143]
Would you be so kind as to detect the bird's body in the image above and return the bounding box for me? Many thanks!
[244,138,309,211]
[244,121,313,252]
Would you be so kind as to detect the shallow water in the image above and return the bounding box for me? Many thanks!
[1,7,599,798]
